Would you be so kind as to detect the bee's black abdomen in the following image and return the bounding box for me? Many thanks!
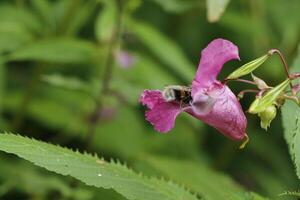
[173,88,192,104]
[173,89,182,100]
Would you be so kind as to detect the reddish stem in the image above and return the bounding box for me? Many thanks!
[223,78,256,86]
[268,49,293,88]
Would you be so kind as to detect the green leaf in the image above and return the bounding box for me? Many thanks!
[0,5,42,34]
[129,19,195,82]
[140,155,267,200]
[8,38,96,63]
[0,157,93,199]
[64,1,97,35]
[206,0,231,22]
[0,21,33,53]
[42,74,92,94]
[282,44,300,179]
[249,79,290,114]
[95,0,117,42]
[0,133,198,200]
[31,0,55,32]
[227,54,269,80]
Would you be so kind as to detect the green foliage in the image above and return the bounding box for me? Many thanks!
[0,133,198,200]
[0,0,299,199]
[139,155,267,200]
[128,19,195,82]
[8,38,97,63]
[282,45,300,179]
[95,0,117,42]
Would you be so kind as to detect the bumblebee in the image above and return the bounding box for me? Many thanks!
[162,85,192,105]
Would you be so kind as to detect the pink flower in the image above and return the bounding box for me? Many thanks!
[115,50,136,69]
[140,39,247,140]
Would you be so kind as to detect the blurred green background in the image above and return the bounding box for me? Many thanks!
[0,0,299,199]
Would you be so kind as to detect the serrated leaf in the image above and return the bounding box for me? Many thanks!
[129,19,195,82]
[249,79,290,114]
[0,157,93,199]
[0,133,198,200]
[282,44,300,179]
[140,155,267,200]
[7,38,96,63]
[227,54,269,80]
[206,0,231,22]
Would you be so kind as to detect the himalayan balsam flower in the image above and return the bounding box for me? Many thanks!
[115,50,136,69]
[140,39,247,140]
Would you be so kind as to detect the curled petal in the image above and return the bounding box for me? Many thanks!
[140,90,182,133]
[193,39,240,93]
[188,83,247,140]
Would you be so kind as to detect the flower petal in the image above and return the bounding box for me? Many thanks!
[140,90,164,109]
[191,91,217,115]
[193,38,240,90]
[188,83,247,140]
[140,90,182,133]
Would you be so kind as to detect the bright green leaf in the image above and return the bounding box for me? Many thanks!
[227,54,269,80]
[0,133,198,200]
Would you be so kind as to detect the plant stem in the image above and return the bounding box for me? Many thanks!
[224,78,256,86]
[85,0,123,148]
[268,49,293,88]
[12,65,44,130]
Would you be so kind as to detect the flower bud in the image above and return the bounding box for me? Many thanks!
[258,105,277,130]
[226,54,269,80]
[251,74,269,90]
[292,82,300,96]
[249,79,290,114]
